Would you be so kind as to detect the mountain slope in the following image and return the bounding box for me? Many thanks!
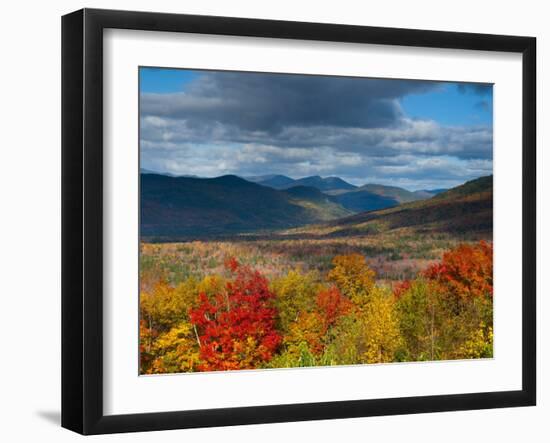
[287,175,357,192]
[140,174,351,238]
[282,186,353,220]
[415,188,447,198]
[329,183,427,212]
[434,176,492,200]
[284,175,493,238]
[359,184,425,203]
[332,189,398,212]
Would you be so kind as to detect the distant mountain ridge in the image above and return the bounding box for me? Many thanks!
[143,171,446,211]
[243,175,439,212]
[245,174,357,192]
[286,175,357,192]
[244,174,296,189]
[140,174,351,238]
[140,168,198,178]
[140,172,490,240]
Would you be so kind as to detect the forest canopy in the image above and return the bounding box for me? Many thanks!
[140,241,493,374]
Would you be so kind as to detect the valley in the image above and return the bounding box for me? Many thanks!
[140,175,492,289]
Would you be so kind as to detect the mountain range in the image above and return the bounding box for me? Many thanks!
[142,170,446,213]
[140,171,489,240]
[246,174,447,213]
[245,174,357,192]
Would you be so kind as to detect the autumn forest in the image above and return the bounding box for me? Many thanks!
[140,235,493,374]
[139,68,494,374]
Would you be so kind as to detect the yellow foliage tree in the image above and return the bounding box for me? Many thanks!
[359,287,402,363]
[326,287,401,365]
[148,321,201,374]
[197,274,226,299]
[328,254,375,306]
[455,325,493,359]
[270,270,320,333]
[140,281,179,331]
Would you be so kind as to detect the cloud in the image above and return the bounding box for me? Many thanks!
[141,72,442,132]
[140,70,493,189]
[141,116,493,160]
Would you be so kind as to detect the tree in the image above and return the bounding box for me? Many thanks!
[273,285,351,366]
[323,286,401,365]
[395,279,442,361]
[283,311,327,357]
[148,321,201,373]
[267,341,318,369]
[357,286,402,363]
[139,319,158,373]
[328,254,375,305]
[316,286,352,330]
[322,314,363,365]
[456,324,493,359]
[189,258,281,371]
[196,274,226,301]
[423,240,493,302]
[271,270,319,334]
[396,241,495,361]
[140,277,201,332]
[426,241,494,359]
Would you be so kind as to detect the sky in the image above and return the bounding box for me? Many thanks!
[139,67,493,191]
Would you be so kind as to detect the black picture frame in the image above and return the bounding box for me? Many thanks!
[62,8,536,435]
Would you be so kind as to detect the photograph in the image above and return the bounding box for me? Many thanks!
[138,67,494,374]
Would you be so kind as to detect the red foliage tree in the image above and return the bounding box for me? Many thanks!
[189,258,281,371]
[423,240,493,301]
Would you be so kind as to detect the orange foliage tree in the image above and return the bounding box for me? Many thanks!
[316,286,352,330]
[424,241,493,299]
[423,240,493,301]
[284,286,351,356]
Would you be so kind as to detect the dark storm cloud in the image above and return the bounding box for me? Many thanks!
[141,72,440,132]
[140,70,493,189]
